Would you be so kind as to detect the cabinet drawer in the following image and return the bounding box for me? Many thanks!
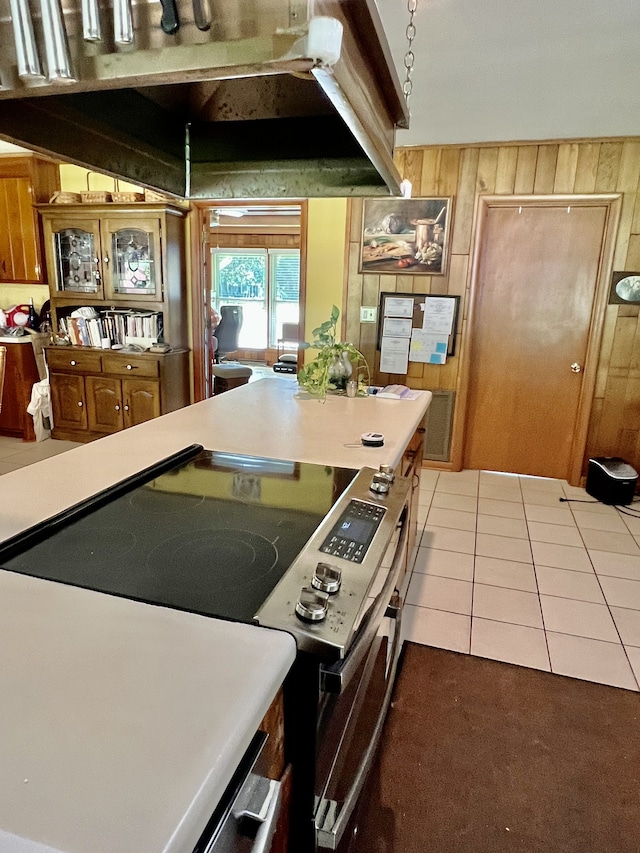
[103,354,160,378]
[47,349,103,373]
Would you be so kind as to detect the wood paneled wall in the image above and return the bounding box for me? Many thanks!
[344,138,640,473]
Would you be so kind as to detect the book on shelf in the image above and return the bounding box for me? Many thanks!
[58,308,163,349]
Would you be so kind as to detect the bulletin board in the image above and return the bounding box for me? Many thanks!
[376,292,460,372]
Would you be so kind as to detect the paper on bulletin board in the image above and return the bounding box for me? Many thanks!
[410,329,448,364]
[380,335,410,373]
[383,296,414,319]
[383,317,412,337]
[422,297,456,335]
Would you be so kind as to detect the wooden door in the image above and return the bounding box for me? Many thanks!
[123,378,160,427]
[0,177,41,283]
[86,376,124,433]
[464,202,609,479]
[42,215,103,298]
[101,217,162,301]
[50,373,88,431]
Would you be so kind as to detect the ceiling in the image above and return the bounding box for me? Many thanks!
[376,0,640,147]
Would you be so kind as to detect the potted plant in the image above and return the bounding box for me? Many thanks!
[297,305,370,400]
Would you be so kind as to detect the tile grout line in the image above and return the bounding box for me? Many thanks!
[565,489,640,691]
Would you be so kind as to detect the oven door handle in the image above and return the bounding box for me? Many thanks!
[320,508,408,695]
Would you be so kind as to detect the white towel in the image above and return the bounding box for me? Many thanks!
[26,379,52,442]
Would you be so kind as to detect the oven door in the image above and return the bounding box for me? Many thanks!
[313,508,408,851]
[194,732,282,853]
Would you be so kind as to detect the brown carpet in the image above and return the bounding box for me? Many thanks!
[349,644,640,853]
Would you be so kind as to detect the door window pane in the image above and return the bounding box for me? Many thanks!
[270,250,300,347]
[112,227,155,295]
[213,251,268,349]
[212,248,300,351]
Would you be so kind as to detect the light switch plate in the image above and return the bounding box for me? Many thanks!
[360,306,377,323]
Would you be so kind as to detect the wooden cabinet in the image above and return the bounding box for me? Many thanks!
[38,202,188,350]
[46,347,189,442]
[0,155,59,284]
[40,202,189,441]
[402,426,425,560]
[0,339,43,440]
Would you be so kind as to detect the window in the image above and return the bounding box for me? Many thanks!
[211,248,300,349]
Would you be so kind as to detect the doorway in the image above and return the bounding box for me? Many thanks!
[190,201,307,400]
[460,195,620,484]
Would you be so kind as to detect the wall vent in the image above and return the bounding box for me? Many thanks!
[423,390,456,462]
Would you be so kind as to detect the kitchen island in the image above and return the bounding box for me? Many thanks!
[0,377,431,543]
[0,377,431,853]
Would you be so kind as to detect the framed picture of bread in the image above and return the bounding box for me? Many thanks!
[359,197,453,275]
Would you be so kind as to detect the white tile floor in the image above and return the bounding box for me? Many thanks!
[403,468,640,692]
[0,435,81,476]
[4,436,640,692]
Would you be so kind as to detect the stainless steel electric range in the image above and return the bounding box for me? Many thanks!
[0,445,411,852]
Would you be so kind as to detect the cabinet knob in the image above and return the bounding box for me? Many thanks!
[115,405,120,411]
[126,364,137,370]
[124,405,129,411]
[103,256,110,265]
[77,401,83,407]
[70,360,77,366]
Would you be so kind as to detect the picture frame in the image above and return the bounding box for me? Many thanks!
[359,197,453,275]
[608,271,640,304]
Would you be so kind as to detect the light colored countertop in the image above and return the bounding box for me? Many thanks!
[0,377,431,543]
[0,376,431,853]
[0,571,295,853]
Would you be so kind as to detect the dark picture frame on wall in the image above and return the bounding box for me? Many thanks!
[609,271,640,304]
[359,197,453,275]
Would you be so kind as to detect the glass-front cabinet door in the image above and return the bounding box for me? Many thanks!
[49,218,102,297]
[102,218,162,300]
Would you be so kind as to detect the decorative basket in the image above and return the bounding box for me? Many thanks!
[49,191,82,204]
[112,191,145,203]
[81,172,111,204]
[81,191,111,203]
[144,188,170,202]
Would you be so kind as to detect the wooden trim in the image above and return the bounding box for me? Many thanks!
[189,199,307,399]
[189,205,207,402]
[400,136,640,153]
[451,193,622,486]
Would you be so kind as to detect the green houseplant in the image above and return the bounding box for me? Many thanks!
[297,305,370,399]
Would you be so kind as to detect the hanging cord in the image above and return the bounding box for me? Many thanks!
[403,0,417,107]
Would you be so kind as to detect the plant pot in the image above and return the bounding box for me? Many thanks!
[328,351,353,390]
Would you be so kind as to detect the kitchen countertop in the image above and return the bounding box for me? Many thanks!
[0,571,295,853]
[0,376,431,852]
[0,377,431,543]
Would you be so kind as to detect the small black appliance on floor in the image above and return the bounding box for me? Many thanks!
[585,457,638,505]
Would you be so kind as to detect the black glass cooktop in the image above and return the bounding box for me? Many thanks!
[0,446,357,623]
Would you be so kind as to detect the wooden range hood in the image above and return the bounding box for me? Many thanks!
[0,0,408,198]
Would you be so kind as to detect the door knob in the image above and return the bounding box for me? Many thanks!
[570,362,582,373]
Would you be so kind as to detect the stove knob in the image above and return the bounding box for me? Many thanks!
[312,562,342,594]
[379,464,395,483]
[370,464,395,494]
[370,472,390,494]
[295,587,329,622]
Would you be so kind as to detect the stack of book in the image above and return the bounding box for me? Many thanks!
[60,309,164,349]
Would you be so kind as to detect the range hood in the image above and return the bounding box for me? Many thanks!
[0,0,408,198]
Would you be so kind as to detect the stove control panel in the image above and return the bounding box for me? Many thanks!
[256,465,411,657]
[319,499,386,563]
